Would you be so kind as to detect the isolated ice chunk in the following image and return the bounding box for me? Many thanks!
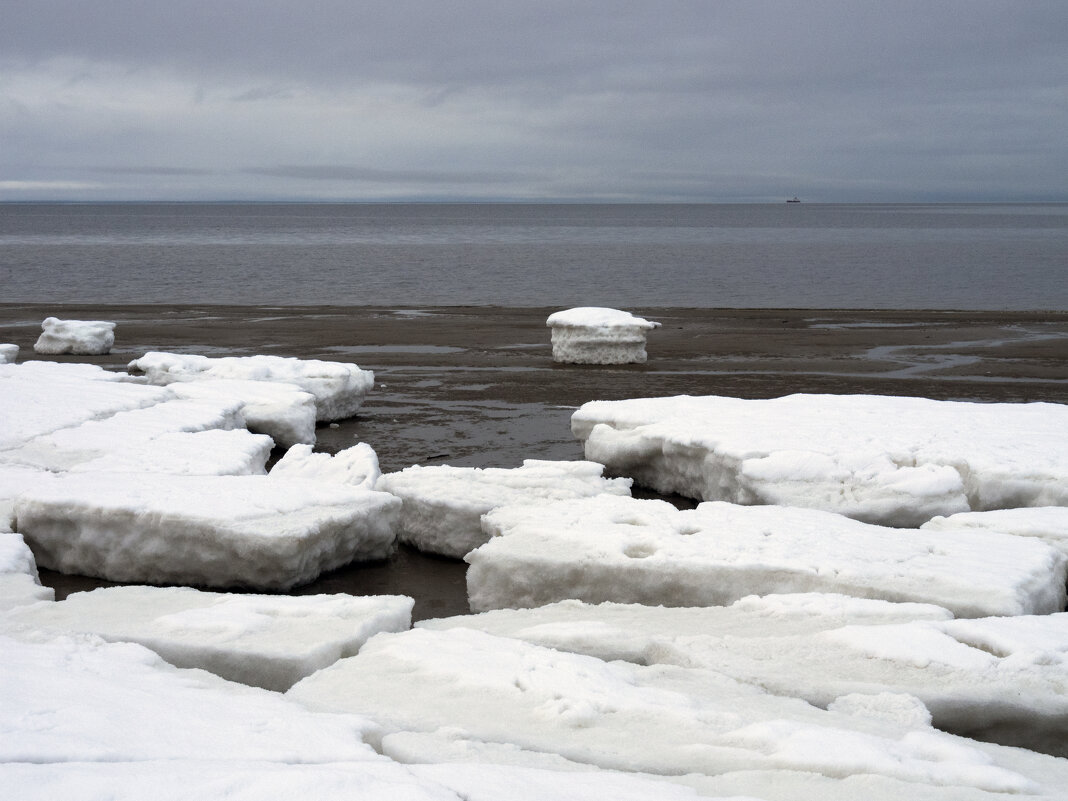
[376,460,631,558]
[3,586,413,691]
[0,343,17,363]
[16,473,400,590]
[419,595,953,665]
[0,531,53,610]
[0,633,384,764]
[0,361,170,450]
[469,497,1066,617]
[572,393,1068,526]
[923,506,1068,557]
[130,351,374,421]
[546,307,659,364]
[33,317,116,355]
[271,442,381,489]
[289,626,1063,795]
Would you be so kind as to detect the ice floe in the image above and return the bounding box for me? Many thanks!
[15,473,401,590]
[375,460,631,558]
[33,316,116,355]
[0,531,53,611]
[0,343,17,363]
[421,598,1068,756]
[271,442,381,489]
[468,496,1066,617]
[2,586,412,691]
[289,626,1068,798]
[166,377,317,446]
[573,393,1068,526]
[546,307,659,364]
[923,506,1068,557]
[130,351,374,421]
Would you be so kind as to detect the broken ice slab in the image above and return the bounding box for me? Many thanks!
[2,586,413,691]
[166,378,317,447]
[421,598,1068,757]
[546,307,659,364]
[572,393,1068,527]
[0,531,53,611]
[270,442,381,490]
[130,351,374,421]
[288,626,1068,796]
[923,506,1068,557]
[15,473,401,591]
[33,317,116,355]
[468,496,1066,617]
[375,460,631,558]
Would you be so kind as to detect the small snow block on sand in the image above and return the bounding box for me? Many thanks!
[468,496,1066,617]
[376,459,631,558]
[572,393,1068,527]
[923,506,1068,557]
[15,473,401,590]
[0,344,17,364]
[33,317,116,355]
[546,307,659,364]
[130,351,374,421]
[3,586,413,691]
[0,531,54,611]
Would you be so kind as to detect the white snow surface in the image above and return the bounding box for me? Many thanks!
[15,473,401,590]
[923,506,1068,557]
[546,307,659,364]
[271,442,381,489]
[2,586,413,691]
[469,496,1067,617]
[422,597,1068,756]
[33,317,116,355]
[289,626,1068,797]
[0,343,17,363]
[167,378,317,447]
[572,393,1068,526]
[130,351,374,421]
[0,531,53,611]
[375,459,631,558]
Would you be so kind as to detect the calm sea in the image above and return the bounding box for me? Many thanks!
[1,203,1065,309]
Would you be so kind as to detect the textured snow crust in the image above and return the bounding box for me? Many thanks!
[469,496,1067,617]
[923,506,1068,556]
[33,317,116,355]
[572,394,1068,526]
[376,459,631,557]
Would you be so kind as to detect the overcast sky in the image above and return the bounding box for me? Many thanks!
[2,1,1065,202]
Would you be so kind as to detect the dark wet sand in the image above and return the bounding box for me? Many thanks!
[5,304,1067,620]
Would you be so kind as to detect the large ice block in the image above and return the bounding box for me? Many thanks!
[546,307,659,364]
[33,317,116,355]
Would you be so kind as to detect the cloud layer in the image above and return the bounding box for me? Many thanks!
[2,1,1066,201]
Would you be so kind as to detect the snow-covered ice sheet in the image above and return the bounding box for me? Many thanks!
[376,460,631,558]
[271,442,381,489]
[0,531,53,611]
[0,362,170,451]
[289,626,1068,797]
[572,394,1068,527]
[546,307,659,364]
[16,473,401,590]
[419,594,954,664]
[0,343,17,363]
[33,316,116,355]
[923,507,1068,557]
[3,586,412,691]
[167,378,317,447]
[422,598,1068,756]
[0,464,57,532]
[130,351,374,421]
[468,497,1066,617]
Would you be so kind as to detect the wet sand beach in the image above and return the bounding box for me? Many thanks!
[4,304,1067,619]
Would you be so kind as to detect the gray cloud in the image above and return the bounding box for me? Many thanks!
[1,1,1065,200]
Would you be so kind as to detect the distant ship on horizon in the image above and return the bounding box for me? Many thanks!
[786,196,801,203]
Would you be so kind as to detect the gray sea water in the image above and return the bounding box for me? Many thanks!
[1,202,1065,309]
